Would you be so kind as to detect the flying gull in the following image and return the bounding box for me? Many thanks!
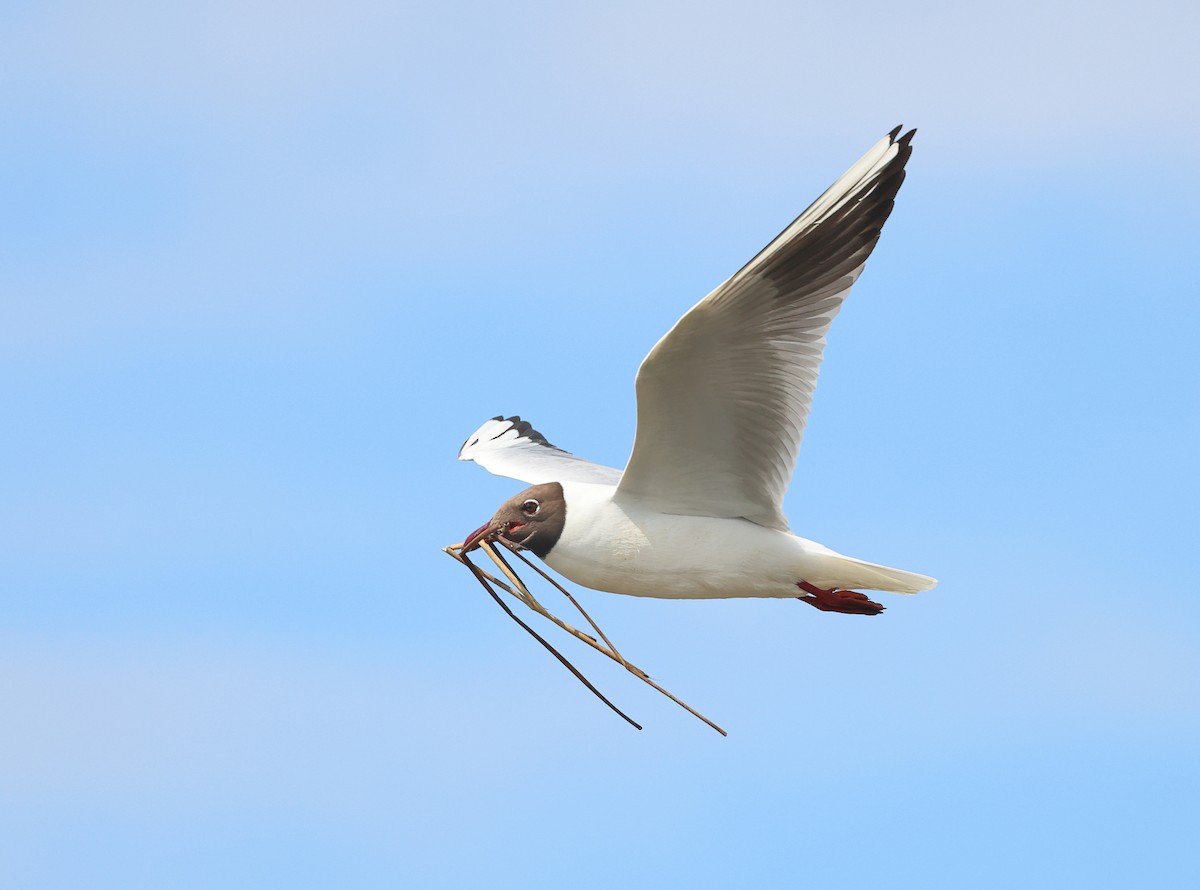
[459,126,935,615]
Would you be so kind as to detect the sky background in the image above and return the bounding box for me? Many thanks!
[2,1,1198,887]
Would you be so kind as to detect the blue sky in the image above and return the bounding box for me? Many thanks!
[2,1,1198,887]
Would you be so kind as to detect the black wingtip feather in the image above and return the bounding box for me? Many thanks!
[749,125,916,297]
[500,415,555,448]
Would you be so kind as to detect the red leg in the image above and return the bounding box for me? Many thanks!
[797,581,885,616]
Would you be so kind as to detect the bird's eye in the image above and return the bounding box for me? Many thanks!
[521,499,540,516]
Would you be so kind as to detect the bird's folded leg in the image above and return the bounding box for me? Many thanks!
[797,581,885,615]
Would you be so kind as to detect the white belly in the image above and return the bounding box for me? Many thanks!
[542,483,841,599]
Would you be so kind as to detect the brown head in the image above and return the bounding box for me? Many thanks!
[460,482,567,559]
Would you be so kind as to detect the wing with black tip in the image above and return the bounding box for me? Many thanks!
[617,127,916,530]
[458,416,623,485]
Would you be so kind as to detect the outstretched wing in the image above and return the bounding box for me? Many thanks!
[458,416,623,485]
[616,127,915,530]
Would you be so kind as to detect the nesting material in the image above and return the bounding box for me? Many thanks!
[444,539,727,736]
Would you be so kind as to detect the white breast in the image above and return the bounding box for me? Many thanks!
[543,482,834,599]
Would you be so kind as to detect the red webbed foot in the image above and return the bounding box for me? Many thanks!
[797,580,885,616]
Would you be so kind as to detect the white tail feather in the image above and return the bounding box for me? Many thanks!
[813,554,937,594]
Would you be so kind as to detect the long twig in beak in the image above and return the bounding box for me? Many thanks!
[444,541,727,736]
[492,542,629,666]
[458,548,643,731]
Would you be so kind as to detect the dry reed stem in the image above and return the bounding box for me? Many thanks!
[443,541,727,736]
[496,542,632,669]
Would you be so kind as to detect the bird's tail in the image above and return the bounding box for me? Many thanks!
[814,553,937,594]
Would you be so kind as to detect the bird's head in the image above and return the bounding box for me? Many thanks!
[460,482,566,559]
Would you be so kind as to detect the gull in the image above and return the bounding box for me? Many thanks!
[459,126,935,615]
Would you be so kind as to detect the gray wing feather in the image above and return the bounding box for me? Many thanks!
[616,128,915,529]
